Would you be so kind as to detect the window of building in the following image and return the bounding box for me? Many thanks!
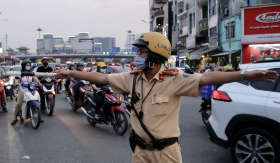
[202,6,208,19]
[210,27,217,37]
[251,0,280,6]
[209,0,216,17]
[180,36,187,48]
[226,23,235,39]
[189,14,193,34]
[193,13,195,27]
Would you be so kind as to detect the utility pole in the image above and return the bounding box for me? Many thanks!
[92,39,94,62]
[37,28,42,59]
[168,0,173,45]
[5,34,7,50]
[228,0,232,66]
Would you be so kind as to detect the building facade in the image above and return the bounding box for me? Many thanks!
[125,33,142,51]
[241,4,280,63]
[92,37,116,54]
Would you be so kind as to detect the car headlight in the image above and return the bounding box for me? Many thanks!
[30,84,35,89]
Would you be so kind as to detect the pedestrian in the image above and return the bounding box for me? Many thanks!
[55,32,279,163]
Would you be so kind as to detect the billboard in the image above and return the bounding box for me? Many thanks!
[242,5,280,44]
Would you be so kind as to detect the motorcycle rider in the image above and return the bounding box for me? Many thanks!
[91,62,107,119]
[33,61,42,72]
[11,60,40,125]
[71,62,84,107]
[184,64,194,74]
[0,62,7,112]
[64,63,75,92]
[37,57,53,112]
[55,32,278,163]
[222,65,234,72]
[130,61,137,71]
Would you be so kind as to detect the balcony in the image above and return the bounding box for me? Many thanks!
[198,0,208,6]
[199,26,209,32]
[198,18,208,24]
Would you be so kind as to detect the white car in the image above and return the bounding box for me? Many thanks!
[206,60,280,163]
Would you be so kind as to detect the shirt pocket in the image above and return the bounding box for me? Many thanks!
[151,95,169,117]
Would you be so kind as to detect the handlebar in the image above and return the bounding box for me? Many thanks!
[6,71,57,77]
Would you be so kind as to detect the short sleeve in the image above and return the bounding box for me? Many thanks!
[108,72,132,93]
[173,71,203,97]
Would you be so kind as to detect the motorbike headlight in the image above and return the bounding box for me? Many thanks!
[108,87,113,93]
[30,84,35,89]
[46,78,52,82]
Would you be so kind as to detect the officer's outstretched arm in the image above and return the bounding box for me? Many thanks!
[56,70,109,85]
[199,70,278,87]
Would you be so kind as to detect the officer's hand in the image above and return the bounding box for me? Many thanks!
[244,70,279,82]
[54,70,71,79]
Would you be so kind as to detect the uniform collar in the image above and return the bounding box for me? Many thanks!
[139,66,165,82]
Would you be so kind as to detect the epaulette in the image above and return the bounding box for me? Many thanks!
[162,69,179,76]
[130,69,143,74]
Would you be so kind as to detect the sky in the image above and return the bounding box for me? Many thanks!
[0,0,150,53]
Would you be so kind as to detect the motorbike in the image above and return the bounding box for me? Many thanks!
[3,76,14,100]
[40,77,56,116]
[81,85,128,136]
[66,80,91,111]
[18,82,41,129]
[122,93,132,116]
[0,79,5,110]
[54,78,62,94]
[199,98,212,125]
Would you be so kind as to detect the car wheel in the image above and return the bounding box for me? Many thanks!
[230,127,280,163]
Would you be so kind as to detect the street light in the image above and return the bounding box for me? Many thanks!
[36,28,42,59]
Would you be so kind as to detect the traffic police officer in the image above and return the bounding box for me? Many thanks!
[55,32,279,163]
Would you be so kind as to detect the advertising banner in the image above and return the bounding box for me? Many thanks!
[242,5,280,44]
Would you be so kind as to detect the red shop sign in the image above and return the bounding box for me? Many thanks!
[244,5,280,35]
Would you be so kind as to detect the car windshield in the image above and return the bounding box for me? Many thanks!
[116,67,131,73]
[14,66,22,71]
[86,63,94,67]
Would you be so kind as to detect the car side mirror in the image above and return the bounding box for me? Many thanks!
[108,72,111,74]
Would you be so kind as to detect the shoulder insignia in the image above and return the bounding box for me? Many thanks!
[162,70,179,76]
[130,69,143,74]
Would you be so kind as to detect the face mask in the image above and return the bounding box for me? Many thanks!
[26,66,31,71]
[1,65,5,68]
[38,65,42,67]
[71,67,75,70]
[135,55,147,70]
[133,67,138,70]
[100,68,106,73]
[43,62,48,66]
[77,67,83,71]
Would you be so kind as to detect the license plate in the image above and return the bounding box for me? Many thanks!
[6,86,11,89]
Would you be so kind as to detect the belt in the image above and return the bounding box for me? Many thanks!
[135,135,178,151]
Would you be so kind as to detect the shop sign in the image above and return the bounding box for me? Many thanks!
[242,5,280,43]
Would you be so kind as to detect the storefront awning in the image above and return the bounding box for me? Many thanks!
[178,49,189,58]
[188,47,208,60]
[210,50,240,57]
[199,46,219,55]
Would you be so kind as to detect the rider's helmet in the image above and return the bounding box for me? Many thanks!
[132,32,171,67]
[97,62,107,73]
[185,64,189,68]
[1,62,6,67]
[69,63,75,70]
[41,57,49,62]
[21,60,31,72]
[76,62,84,71]
[37,61,42,66]
[97,62,107,68]
[222,65,234,72]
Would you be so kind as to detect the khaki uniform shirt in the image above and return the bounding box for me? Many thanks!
[108,66,202,141]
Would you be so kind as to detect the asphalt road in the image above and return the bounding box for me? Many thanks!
[0,93,233,163]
